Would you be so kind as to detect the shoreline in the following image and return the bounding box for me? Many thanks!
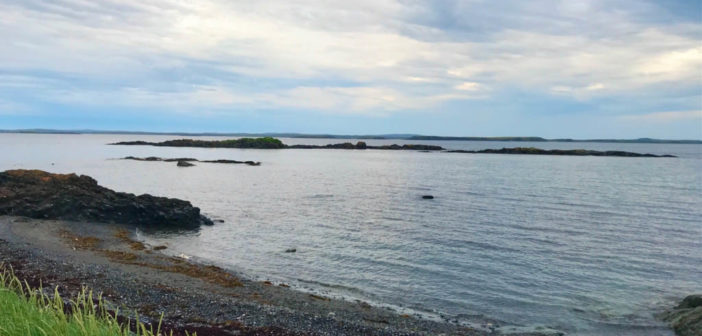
[1,215,543,336]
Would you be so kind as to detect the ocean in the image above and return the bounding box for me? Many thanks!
[2,133,700,335]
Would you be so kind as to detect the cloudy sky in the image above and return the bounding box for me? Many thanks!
[1,0,700,138]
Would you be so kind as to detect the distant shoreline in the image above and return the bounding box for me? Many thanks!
[1,129,700,144]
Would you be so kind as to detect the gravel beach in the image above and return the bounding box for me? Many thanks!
[0,215,555,336]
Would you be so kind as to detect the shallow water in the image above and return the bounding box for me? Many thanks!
[2,133,701,335]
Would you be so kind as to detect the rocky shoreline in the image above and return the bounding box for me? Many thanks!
[0,169,562,335]
[0,216,506,336]
[0,170,212,229]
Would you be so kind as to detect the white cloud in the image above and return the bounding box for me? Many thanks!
[0,0,699,114]
[585,83,605,91]
[455,82,483,91]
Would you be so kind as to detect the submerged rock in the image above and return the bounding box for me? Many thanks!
[177,160,195,167]
[122,157,261,166]
[0,169,212,229]
[660,294,702,336]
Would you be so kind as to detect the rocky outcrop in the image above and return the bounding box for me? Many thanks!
[288,141,444,151]
[446,147,676,157]
[0,170,212,229]
[113,137,445,151]
[660,295,702,336]
[123,157,261,166]
[112,137,285,149]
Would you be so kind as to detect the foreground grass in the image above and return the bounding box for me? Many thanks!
[0,267,186,336]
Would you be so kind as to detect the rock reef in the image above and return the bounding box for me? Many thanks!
[113,137,285,149]
[288,141,444,151]
[660,294,702,336]
[122,156,261,166]
[111,138,677,157]
[0,170,212,229]
[112,138,444,151]
[446,147,676,157]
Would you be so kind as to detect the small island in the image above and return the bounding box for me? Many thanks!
[112,137,445,151]
[112,137,287,148]
[446,147,676,157]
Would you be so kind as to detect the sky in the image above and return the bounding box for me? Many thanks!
[0,0,701,138]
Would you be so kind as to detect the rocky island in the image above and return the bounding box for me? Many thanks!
[0,170,212,229]
[111,137,445,151]
[446,147,676,157]
[112,137,287,148]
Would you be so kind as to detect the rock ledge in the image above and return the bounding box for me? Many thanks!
[0,169,212,229]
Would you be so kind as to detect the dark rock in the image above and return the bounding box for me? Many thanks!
[112,137,285,149]
[177,160,195,167]
[123,157,260,166]
[422,195,434,199]
[0,170,212,229]
[660,294,702,336]
[287,143,445,151]
[678,295,702,309]
[445,147,676,157]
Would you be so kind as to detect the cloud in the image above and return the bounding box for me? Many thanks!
[455,82,483,91]
[0,0,699,118]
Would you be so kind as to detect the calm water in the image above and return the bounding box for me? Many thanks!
[2,134,701,335]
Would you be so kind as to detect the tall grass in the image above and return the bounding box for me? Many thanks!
[0,266,189,336]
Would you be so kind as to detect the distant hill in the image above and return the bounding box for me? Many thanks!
[1,129,700,144]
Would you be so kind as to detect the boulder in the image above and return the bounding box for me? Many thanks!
[177,160,195,167]
[660,294,702,336]
[0,170,212,229]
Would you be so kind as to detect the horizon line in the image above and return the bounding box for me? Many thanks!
[1,128,701,143]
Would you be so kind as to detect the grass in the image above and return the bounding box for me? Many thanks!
[0,266,190,336]
[155,137,286,149]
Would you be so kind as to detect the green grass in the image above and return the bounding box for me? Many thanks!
[157,137,285,149]
[0,267,188,336]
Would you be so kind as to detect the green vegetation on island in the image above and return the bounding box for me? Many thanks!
[111,137,284,148]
